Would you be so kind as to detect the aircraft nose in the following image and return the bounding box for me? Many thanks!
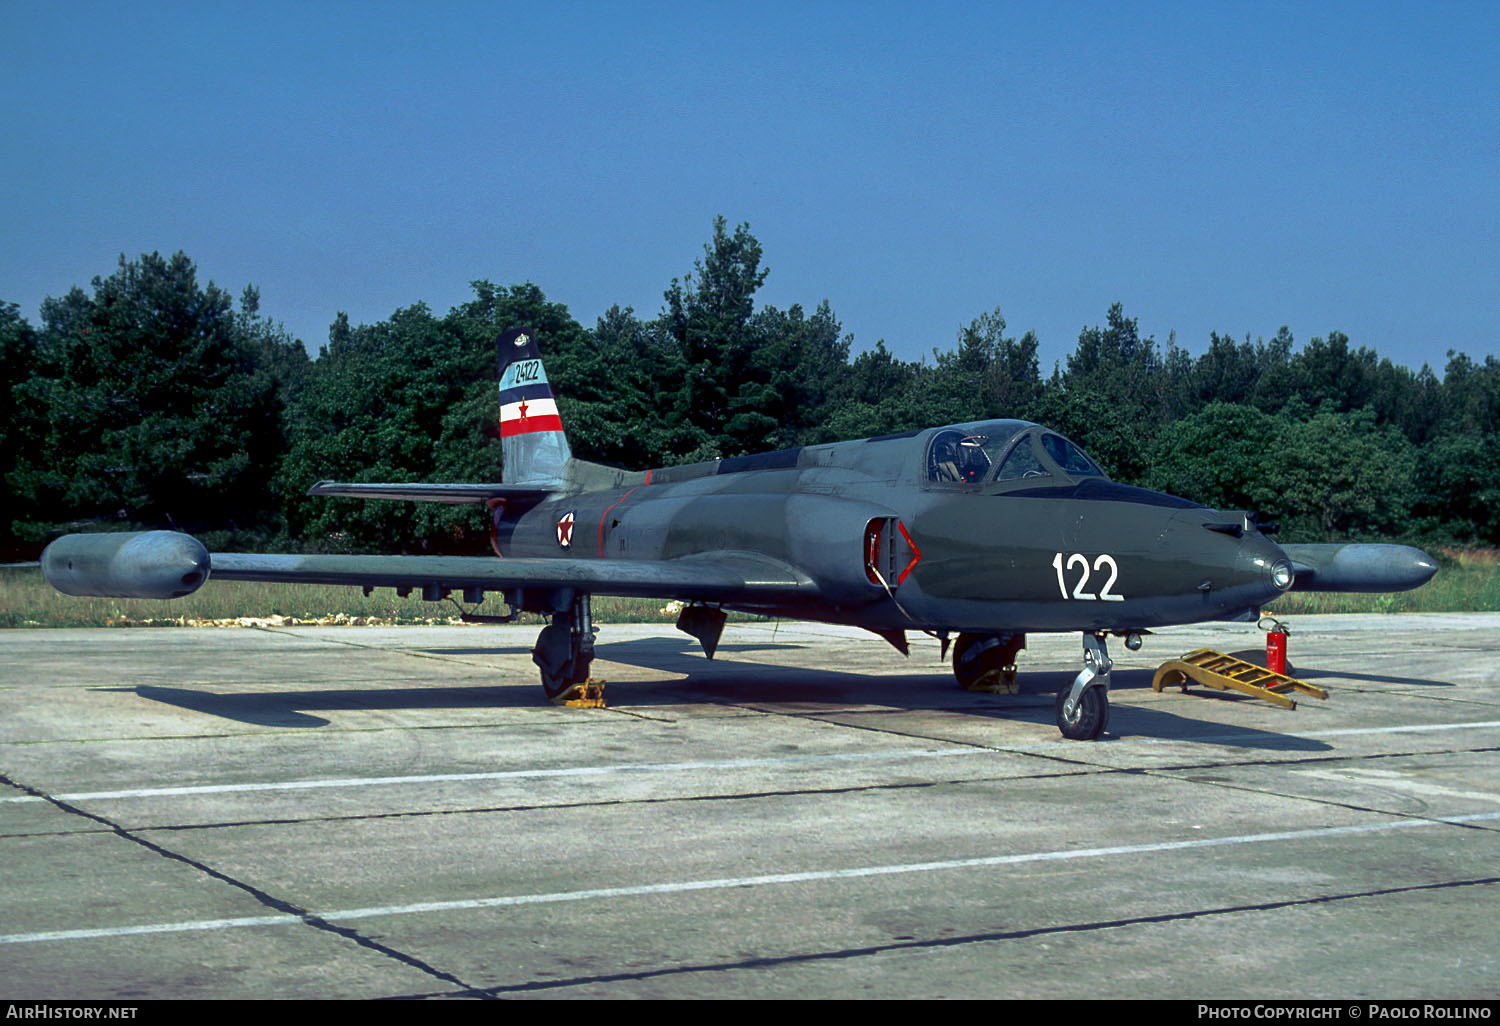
[1183,512,1294,614]
[1233,530,1295,603]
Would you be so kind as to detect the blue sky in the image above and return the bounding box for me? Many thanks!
[4,1,1496,376]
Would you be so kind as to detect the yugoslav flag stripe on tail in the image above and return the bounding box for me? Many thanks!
[499,382,555,404]
[500,397,564,438]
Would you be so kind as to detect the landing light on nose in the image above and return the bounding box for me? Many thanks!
[1247,551,1296,593]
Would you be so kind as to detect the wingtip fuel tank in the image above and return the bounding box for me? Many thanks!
[1280,543,1439,593]
[41,530,211,600]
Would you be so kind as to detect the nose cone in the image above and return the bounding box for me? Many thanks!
[129,531,212,597]
[1176,511,1294,609]
[1112,510,1298,628]
[1221,530,1295,609]
[1240,533,1295,593]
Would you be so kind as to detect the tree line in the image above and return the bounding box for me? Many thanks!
[4,217,1497,559]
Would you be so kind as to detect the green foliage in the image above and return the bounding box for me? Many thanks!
[1270,405,1419,540]
[1414,433,1500,544]
[8,253,289,552]
[659,216,769,459]
[1187,328,1292,411]
[9,223,1498,558]
[1148,402,1419,540]
[1145,402,1284,513]
[928,310,1043,422]
[279,282,589,552]
[1045,304,1195,482]
[1436,351,1500,436]
[1,302,42,556]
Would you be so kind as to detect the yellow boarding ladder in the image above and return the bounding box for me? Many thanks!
[1152,649,1328,710]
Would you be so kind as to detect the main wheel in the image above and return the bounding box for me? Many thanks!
[952,633,1024,692]
[540,666,573,700]
[534,620,591,699]
[951,634,988,689]
[1055,684,1109,740]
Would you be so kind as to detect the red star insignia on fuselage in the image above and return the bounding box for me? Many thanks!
[556,511,575,548]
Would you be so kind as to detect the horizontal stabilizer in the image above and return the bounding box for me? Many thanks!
[307,481,555,506]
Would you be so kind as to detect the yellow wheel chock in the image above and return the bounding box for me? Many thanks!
[962,665,1020,695]
[550,680,607,708]
[1152,649,1328,710]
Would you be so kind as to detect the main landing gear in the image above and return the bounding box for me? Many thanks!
[531,593,596,699]
[951,632,1025,693]
[945,630,1111,740]
[1056,633,1111,741]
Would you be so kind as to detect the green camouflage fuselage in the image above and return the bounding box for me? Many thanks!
[497,420,1291,635]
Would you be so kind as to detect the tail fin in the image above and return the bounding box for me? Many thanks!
[498,327,572,486]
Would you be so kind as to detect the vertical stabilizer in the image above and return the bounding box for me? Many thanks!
[498,327,572,486]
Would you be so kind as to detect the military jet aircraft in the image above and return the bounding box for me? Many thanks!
[42,328,1438,739]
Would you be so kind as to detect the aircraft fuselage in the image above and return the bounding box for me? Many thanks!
[496,421,1292,636]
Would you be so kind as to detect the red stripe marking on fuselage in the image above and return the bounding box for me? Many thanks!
[598,487,641,558]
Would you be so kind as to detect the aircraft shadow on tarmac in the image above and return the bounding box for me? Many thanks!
[1222,649,1455,689]
[115,635,1333,749]
[411,639,805,660]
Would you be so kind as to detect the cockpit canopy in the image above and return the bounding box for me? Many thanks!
[925,420,1105,486]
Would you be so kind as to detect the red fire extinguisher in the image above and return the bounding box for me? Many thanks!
[1266,622,1289,675]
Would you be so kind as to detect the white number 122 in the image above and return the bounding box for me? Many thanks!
[1051,552,1125,601]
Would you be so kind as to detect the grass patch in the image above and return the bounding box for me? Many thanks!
[0,565,684,628]
[1264,547,1500,615]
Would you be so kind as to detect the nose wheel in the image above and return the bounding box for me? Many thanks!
[1056,633,1111,740]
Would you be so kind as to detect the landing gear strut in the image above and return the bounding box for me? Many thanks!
[532,593,595,699]
[1056,632,1111,740]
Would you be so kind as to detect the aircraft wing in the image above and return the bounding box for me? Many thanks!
[210,550,817,603]
[40,530,817,604]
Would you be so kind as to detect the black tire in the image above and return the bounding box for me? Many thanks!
[536,643,594,699]
[540,666,574,700]
[534,621,579,699]
[1055,684,1109,740]
[952,634,985,689]
[952,633,1021,690]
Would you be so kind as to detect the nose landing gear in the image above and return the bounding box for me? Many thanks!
[1056,632,1111,740]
